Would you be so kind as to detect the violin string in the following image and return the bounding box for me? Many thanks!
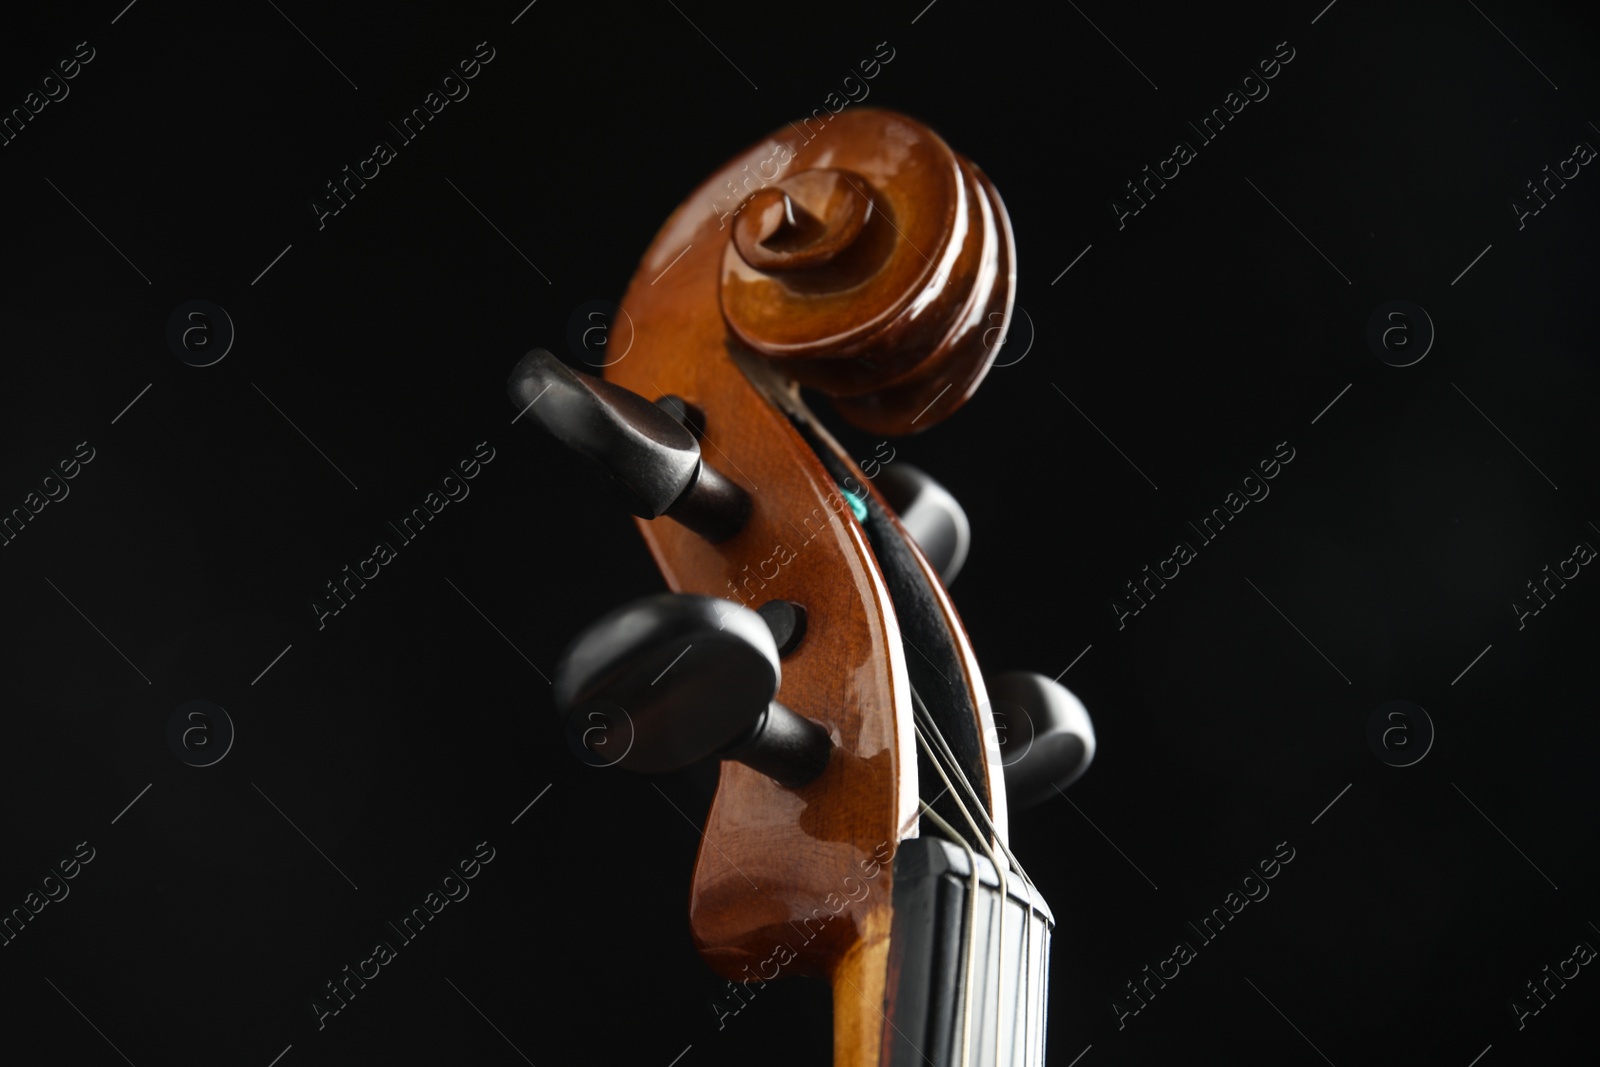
[909,687,1038,894]
[911,685,1045,1065]
[916,800,979,1067]
[913,709,1008,1067]
[913,719,1005,1067]
[907,684,1043,931]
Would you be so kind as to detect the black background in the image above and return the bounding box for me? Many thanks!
[1,1,1597,1064]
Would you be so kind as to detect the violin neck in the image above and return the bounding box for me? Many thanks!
[833,837,1054,1066]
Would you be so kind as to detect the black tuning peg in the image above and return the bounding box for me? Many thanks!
[506,349,750,542]
[553,594,832,788]
[875,463,970,585]
[988,671,1096,811]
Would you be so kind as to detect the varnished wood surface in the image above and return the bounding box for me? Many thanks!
[606,108,1017,1066]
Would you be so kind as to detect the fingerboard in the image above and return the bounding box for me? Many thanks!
[882,838,1055,1066]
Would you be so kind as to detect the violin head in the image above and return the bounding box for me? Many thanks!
[521,107,1030,1066]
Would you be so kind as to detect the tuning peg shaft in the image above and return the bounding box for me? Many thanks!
[989,671,1096,811]
[553,594,832,788]
[507,349,750,542]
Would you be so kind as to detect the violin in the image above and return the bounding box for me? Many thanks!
[507,108,1096,1067]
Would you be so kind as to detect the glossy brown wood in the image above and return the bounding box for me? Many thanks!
[718,110,1016,435]
[789,385,1009,844]
[605,108,1015,1067]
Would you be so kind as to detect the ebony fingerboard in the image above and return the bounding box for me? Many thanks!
[882,838,1055,1067]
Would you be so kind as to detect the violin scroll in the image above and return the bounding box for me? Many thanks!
[717,110,1016,434]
